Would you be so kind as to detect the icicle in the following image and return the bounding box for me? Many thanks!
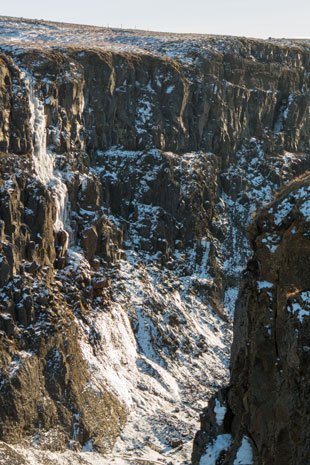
[28,83,54,184]
[51,177,71,233]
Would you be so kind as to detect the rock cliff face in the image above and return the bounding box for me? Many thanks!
[1,16,310,464]
[193,173,310,465]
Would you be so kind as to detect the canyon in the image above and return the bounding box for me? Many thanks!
[0,16,310,464]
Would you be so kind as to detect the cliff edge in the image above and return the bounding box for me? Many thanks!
[1,16,310,465]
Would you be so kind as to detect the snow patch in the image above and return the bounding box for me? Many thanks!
[257,281,273,290]
[272,198,294,225]
[300,200,310,219]
[289,292,310,323]
[200,434,232,465]
[233,437,253,464]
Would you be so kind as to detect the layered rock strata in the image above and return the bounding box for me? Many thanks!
[0,17,310,464]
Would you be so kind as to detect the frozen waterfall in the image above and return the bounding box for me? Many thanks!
[28,78,71,235]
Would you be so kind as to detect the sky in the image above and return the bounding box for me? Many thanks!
[1,0,310,39]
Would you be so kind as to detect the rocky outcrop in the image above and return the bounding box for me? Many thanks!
[193,174,310,465]
[0,54,32,155]
[73,43,310,157]
[0,158,126,452]
[0,51,128,454]
[1,18,310,463]
[0,295,126,452]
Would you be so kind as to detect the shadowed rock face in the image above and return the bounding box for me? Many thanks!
[9,39,310,157]
[1,25,310,463]
[193,174,310,465]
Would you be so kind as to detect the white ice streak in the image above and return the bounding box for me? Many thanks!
[197,239,211,280]
[28,77,71,233]
[214,399,226,426]
[224,287,239,318]
[52,179,70,232]
[28,85,54,183]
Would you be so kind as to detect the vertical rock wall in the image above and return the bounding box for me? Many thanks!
[0,34,310,462]
[193,174,310,465]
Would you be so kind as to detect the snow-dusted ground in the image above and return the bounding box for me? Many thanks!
[0,15,309,66]
[1,69,231,465]
[0,16,310,465]
[4,142,307,465]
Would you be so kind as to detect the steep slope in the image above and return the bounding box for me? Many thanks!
[193,173,310,465]
[0,17,310,465]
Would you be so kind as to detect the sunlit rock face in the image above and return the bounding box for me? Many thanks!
[1,16,310,464]
[193,174,310,465]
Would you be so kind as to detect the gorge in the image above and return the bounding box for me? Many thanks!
[0,16,310,464]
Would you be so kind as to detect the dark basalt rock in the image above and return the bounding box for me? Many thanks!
[193,174,310,465]
[1,29,310,461]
